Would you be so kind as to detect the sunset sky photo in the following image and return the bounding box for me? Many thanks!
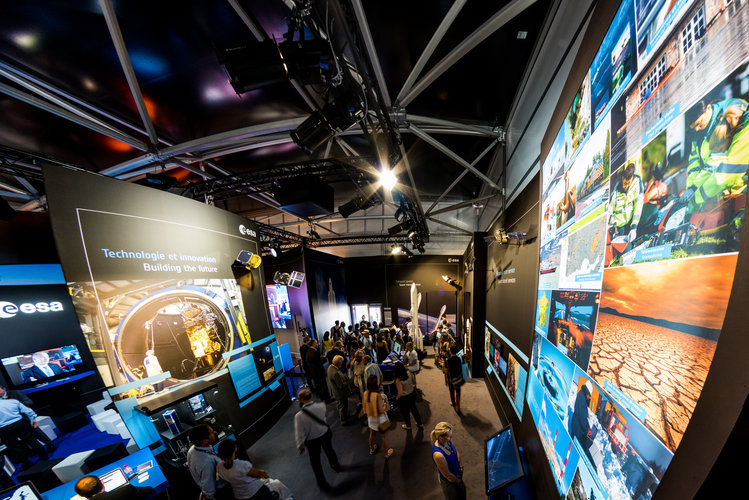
[600,254,738,329]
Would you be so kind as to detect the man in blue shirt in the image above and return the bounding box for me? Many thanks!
[0,384,55,453]
[0,396,48,468]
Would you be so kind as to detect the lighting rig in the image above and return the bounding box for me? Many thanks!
[386,190,429,254]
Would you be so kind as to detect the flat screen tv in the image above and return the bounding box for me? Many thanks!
[227,341,283,400]
[485,424,524,495]
[266,284,291,328]
[1,344,84,388]
[227,351,261,401]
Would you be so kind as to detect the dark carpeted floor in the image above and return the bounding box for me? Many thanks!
[246,352,505,500]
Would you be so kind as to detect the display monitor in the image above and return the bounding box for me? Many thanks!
[485,424,524,495]
[0,344,83,388]
[227,351,261,400]
[0,482,43,500]
[392,341,402,354]
[266,284,291,328]
[227,341,283,400]
[100,468,128,492]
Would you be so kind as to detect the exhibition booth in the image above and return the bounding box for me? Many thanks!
[1,1,748,499]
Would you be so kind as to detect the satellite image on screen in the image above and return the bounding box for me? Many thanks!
[485,426,523,493]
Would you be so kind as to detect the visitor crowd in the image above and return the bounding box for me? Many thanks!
[185,317,469,500]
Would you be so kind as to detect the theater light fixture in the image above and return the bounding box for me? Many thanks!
[268,239,281,257]
[218,41,287,94]
[379,168,397,191]
[236,250,262,270]
[391,245,412,257]
[306,223,322,240]
[338,192,378,218]
[442,275,462,290]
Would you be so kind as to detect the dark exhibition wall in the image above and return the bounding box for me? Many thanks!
[41,166,289,449]
[304,250,350,337]
[345,255,462,335]
[482,174,540,431]
[481,1,749,499]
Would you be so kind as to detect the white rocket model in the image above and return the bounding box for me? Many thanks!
[327,278,336,325]
[410,282,423,350]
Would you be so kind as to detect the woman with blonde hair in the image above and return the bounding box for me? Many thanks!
[431,421,465,500]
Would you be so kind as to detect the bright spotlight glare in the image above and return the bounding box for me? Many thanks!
[379,169,397,191]
[391,245,402,255]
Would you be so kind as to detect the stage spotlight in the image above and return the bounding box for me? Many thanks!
[379,168,397,191]
[441,274,462,290]
[394,205,406,223]
[391,245,412,257]
[338,192,377,218]
[407,229,418,240]
[388,223,406,236]
[236,250,262,270]
[268,239,280,257]
[292,93,364,154]
[307,228,321,240]
[218,41,287,94]
[291,110,335,154]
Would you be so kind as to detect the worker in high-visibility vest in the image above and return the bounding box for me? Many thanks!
[683,98,749,214]
[609,162,644,242]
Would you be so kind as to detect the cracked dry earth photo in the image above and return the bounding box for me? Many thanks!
[588,312,716,451]
[587,254,737,452]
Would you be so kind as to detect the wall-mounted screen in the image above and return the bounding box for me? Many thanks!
[227,352,261,401]
[227,340,283,401]
[266,284,291,328]
[485,425,524,495]
[532,0,747,498]
[1,344,83,388]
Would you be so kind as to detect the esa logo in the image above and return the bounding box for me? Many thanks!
[238,224,257,237]
[0,301,64,319]
[448,258,459,263]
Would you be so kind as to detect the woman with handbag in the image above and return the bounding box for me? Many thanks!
[394,361,423,430]
[446,345,465,413]
[362,375,394,459]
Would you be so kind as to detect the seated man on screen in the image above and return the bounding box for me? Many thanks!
[0,396,48,468]
[0,384,55,452]
[73,475,152,500]
[22,351,65,382]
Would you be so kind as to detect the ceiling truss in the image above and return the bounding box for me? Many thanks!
[0,0,542,256]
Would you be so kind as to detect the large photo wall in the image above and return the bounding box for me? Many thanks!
[530,1,748,499]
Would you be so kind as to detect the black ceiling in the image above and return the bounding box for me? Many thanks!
[0,0,551,252]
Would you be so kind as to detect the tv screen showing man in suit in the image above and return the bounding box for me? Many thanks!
[1,345,82,386]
